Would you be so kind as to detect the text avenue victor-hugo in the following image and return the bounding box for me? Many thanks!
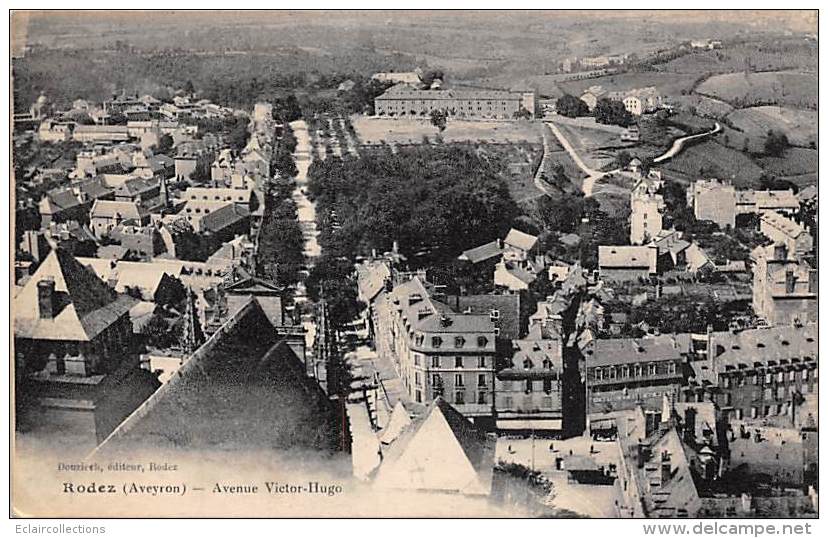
[61,481,344,497]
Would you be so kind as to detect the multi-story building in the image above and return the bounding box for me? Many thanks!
[759,211,813,257]
[688,179,801,230]
[494,336,563,433]
[698,325,817,425]
[375,84,537,119]
[384,277,497,426]
[597,245,658,282]
[751,244,817,326]
[583,334,692,414]
[630,191,665,245]
[13,248,159,446]
[608,87,662,116]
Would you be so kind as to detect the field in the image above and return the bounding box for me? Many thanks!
[557,71,700,99]
[726,106,817,148]
[351,116,543,145]
[755,148,818,181]
[655,39,817,75]
[695,71,817,109]
[664,139,765,189]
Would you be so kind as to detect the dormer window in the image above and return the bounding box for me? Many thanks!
[523,359,533,370]
[543,359,553,370]
[477,336,488,348]
[432,336,442,348]
[490,309,500,321]
[454,336,465,348]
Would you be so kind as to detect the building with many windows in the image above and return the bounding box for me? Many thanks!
[383,277,497,426]
[375,84,537,119]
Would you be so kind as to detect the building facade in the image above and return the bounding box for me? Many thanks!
[375,84,537,119]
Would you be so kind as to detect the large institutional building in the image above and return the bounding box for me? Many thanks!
[374,84,537,119]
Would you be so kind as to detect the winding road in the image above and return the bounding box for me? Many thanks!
[652,121,722,164]
[543,119,722,196]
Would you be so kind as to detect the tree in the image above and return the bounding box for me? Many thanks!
[555,94,589,118]
[430,109,447,132]
[157,133,174,154]
[594,98,633,127]
[183,80,196,95]
[274,93,302,123]
[764,129,789,157]
[615,150,632,169]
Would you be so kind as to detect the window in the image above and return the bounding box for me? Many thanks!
[432,374,441,387]
[478,374,487,387]
[751,407,758,419]
[803,369,809,381]
[722,376,731,389]
[765,373,772,384]
[431,356,440,368]
[736,409,743,420]
[523,359,533,370]
[415,372,422,387]
[478,357,487,368]
[490,309,500,320]
[477,391,487,404]
[455,390,465,404]
[543,396,553,408]
[543,359,553,370]
[415,390,422,403]
[414,355,421,367]
[647,363,657,376]
[503,396,513,408]
[777,372,784,383]
[455,357,463,368]
[789,370,796,381]
[477,336,488,348]
[543,379,553,394]
[455,374,464,387]
[454,336,465,348]
[494,327,501,337]
[525,380,533,393]
[724,393,732,406]
[432,337,443,348]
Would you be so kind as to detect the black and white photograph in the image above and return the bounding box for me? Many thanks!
[7,8,820,521]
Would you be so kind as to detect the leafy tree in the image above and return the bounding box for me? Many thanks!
[274,93,302,123]
[183,80,196,95]
[615,150,632,169]
[157,133,174,154]
[764,129,790,157]
[555,94,589,118]
[594,98,633,127]
[430,109,448,132]
[536,193,586,234]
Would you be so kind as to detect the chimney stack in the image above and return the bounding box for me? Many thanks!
[37,278,56,319]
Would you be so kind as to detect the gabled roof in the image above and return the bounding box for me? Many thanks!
[374,397,495,495]
[90,199,148,221]
[598,245,655,269]
[14,249,136,342]
[458,240,503,264]
[93,299,334,454]
[224,276,282,294]
[379,401,412,445]
[199,203,250,233]
[504,228,538,251]
[585,334,689,367]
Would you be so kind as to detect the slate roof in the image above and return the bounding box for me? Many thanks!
[497,338,562,380]
[458,240,503,264]
[445,294,521,340]
[90,199,148,221]
[199,203,250,233]
[14,249,136,342]
[709,324,817,371]
[598,245,656,269]
[504,228,538,252]
[94,299,334,454]
[584,334,690,368]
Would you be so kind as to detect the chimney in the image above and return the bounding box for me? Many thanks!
[785,269,796,294]
[37,278,56,319]
[660,451,672,484]
[808,270,818,294]
[774,244,788,261]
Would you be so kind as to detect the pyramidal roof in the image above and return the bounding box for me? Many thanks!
[379,401,412,445]
[374,397,496,495]
[14,248,136,342]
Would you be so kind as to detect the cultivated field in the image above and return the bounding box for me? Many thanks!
[656,39,817,75]
[695,71,817,109]
[557,71,700,99]
[726,106,817,148]
[665,139,765,189]
[352,116,543,145]
[756,148,818,181]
